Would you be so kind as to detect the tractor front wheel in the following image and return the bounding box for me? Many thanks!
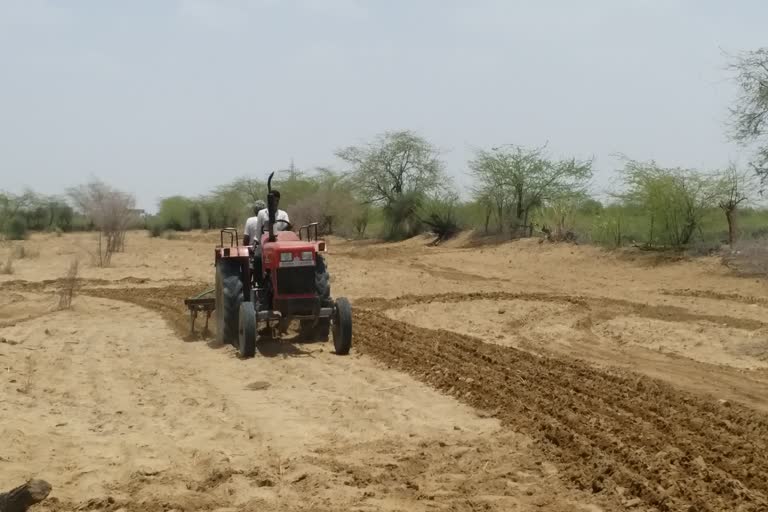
[215,260,243,346]
[332,297,352,355]
[238,302,257,358]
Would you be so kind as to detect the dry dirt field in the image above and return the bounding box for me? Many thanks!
[1,230,768,512]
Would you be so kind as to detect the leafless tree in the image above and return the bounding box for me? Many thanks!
[728,48,768,186]
[715,165,758,247]
[68,180,136,267]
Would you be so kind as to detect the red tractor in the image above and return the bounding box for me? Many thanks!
[212,172,352,358]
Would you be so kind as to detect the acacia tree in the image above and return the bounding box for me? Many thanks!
[618,159,719,248]
[470,145,592,236]
[470,152,509,233]
[473,191,495,234]
[715,165,757,247]
[307,168,357,234]
[225,177,266,203]
[336,130,445,239]
[729,48,768,185]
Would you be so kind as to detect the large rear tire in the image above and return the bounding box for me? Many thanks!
[238,302,256,358]
[215,259,243,346]
[332,297,352,355]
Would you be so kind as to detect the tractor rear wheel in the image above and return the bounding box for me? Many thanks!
[215,259,243,346]
[332,297,352,355]
[238,302,256,358]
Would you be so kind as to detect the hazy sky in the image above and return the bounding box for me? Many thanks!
[1,0,765,211]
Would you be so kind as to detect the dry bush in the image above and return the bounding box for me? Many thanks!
[287,195,328,234]
[0,254,13,275]
[537,197,580,244]
[13,245,39,259]
[723,238,768,276]
[69,181,136,267]
[57,259,80,310]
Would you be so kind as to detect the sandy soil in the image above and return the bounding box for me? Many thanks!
[1,231,767,511]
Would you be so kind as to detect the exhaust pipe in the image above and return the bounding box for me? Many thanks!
[267,171,277,243]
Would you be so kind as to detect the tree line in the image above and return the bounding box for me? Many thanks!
[3,48,768,253]
[3,129,766,252]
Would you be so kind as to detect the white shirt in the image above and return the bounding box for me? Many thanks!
[244,208,290,247]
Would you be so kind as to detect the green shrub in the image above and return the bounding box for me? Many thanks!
[421,193,461,243]
[4,217,27,240]
[157,196,194,231]
[619,159,718,248]
[148,221,164,238]
[382,191,423,240]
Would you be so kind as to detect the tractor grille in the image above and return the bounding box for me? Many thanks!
[276,267,316,295]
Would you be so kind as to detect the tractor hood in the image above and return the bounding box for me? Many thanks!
[262,231,319,268]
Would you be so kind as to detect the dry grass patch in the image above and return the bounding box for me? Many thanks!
[0,254,13,275]
[57,259,80,310]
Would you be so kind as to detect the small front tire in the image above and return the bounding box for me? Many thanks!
[332,297,352,355]
[238,302,257,358]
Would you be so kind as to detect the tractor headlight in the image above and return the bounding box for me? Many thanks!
[300,251,313,261]
[280,252,293,262]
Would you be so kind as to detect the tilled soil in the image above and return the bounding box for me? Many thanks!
[79,284,768,511]
[10,288,575,512]
[82,283,207,340]
[5,232,768,512]
[354,308,768,512]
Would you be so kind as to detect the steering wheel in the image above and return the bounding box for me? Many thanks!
[260,219,293,234]
[274,219,293,231]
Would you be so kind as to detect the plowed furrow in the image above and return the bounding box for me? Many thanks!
[354,310,768,511]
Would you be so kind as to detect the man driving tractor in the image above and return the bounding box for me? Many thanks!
[243,190,290,286]
[242,190,290,247]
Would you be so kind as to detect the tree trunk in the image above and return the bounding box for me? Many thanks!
[523,210,530,236]
[648,215,654,248]
[0,479,52,512]
[725,208,737,247]
[483,207,491,234]
[680,225,695,246]
[97,232,104,267]
[516,203,525,225]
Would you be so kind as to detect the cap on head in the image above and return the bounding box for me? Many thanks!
[253,200,266,214]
